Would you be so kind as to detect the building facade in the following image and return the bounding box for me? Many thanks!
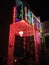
[7,0,41,65]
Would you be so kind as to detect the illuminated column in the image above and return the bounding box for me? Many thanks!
[13,6,16,23]
[34,30,38,64]
[32,15,37,64]
[24,6,27,21]
[7,25,15,65]
[34,23,41,64]
[32,13,34,26]
[33,19,38,64]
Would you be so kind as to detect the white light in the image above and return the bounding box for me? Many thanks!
[19,31,23,37]
[14,59,17,62]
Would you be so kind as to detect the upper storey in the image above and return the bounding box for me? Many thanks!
[12,0,41,32]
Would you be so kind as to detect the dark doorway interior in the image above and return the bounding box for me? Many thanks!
[25,36,35,58]
[14,35,36,65]
[14,36,24,57]
[45,35,49,48]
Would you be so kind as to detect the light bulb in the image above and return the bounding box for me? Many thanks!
[19,31,23,37]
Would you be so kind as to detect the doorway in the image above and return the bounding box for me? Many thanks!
[14,35,35,65]
[14,36,24,58]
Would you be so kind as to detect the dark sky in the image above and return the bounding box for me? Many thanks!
[0,0,49,23]
[27,0,49,22]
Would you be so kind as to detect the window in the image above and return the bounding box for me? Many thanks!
[45,35,49,48]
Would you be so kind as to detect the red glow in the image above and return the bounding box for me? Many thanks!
[7,20,34,65]
[7,3,41,65]
[13,6,16,23]
[36,31,40,44]
[11,20,34,36]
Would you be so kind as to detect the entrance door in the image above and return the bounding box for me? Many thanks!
[25,36,35,65]
[14,35,35,65]
[14,36,24,58]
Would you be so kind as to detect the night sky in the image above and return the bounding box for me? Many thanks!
[0,0,49,23]
[0,0,49,57]
[27,0,49,22]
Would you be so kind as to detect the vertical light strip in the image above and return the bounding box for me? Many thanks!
[27,9,30,23]
[24,6,27,21]
[13,6,16,23]
[32,13,34,26]
[33,16,39,64]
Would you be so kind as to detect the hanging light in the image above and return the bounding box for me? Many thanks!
[19,31,23,37]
